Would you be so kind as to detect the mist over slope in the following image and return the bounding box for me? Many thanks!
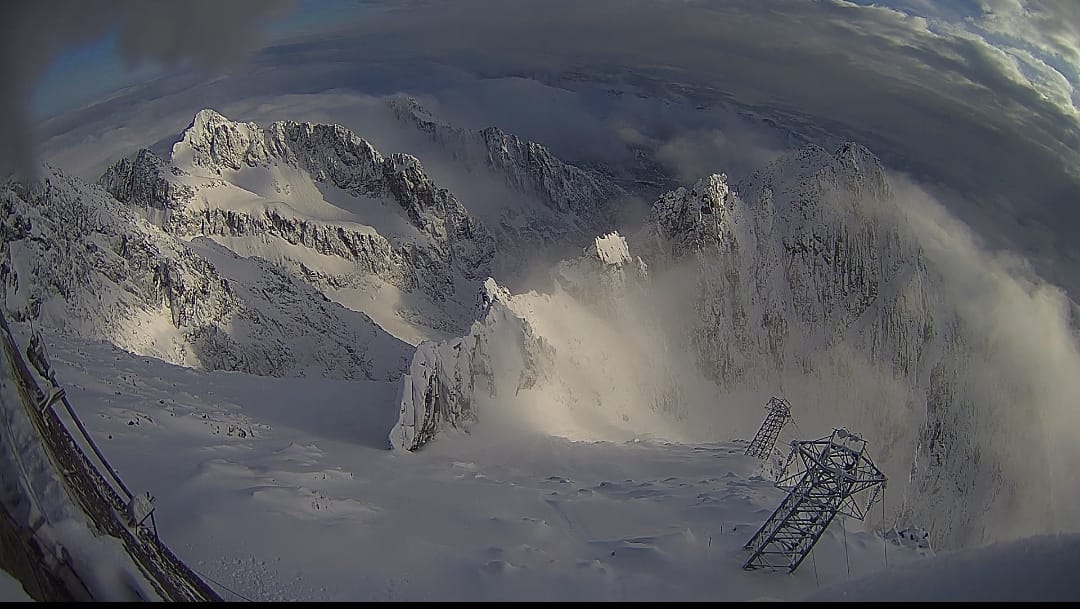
[395,143,1080,550]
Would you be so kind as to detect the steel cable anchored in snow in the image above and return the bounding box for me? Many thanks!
[189,566,258,602]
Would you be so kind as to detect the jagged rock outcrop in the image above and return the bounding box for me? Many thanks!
[388,97,632,278]
[392,278,554,450]
[392,230,688,451]
[644,143,917,386]
[178,109,491,270]
[98,148,192,218]
[555,231,648,309]
[49,103,1063,551]
[392,141,1050,550]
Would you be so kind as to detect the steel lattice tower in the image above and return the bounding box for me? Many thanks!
[744,397,792,459]
[743,428,887,572]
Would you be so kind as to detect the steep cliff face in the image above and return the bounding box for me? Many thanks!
[555,232,649,311]
[641,143,1052,549]
[392,231,692,451]
[1,163,410,381]
[645,143,920,387]
[34,102,1060,550]
[175,109,492,271]
[392,278,555,451]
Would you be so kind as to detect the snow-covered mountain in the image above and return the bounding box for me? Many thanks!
[388,97,623,221]
[100,109,496,344]
[5,103,1065,553]
[386,97,630,279]
[1,163,410,381]
[393,142,1057,550]
[6,106,630,381]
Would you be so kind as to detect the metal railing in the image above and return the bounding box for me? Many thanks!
[0,313,221,601]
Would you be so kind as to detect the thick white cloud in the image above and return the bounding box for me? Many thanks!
[976,0,1080,69]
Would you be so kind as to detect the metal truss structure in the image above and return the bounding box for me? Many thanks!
[744,397,792,459]
[743,428,887,573]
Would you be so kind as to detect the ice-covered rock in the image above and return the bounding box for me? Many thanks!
[555,231,648,309]
[392,278,553,450]
[640,142,1043,549]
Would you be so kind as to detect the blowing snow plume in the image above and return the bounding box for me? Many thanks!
[392,235,703,451]
[392,142,1080,552]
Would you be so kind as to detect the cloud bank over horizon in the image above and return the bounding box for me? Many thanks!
[22,1,1078,298]
[0,0,291,178]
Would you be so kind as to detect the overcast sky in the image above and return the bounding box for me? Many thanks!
[5,0,1078,292]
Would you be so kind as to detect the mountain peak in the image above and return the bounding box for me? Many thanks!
[172,108,268,171]
[191,107,232,128]
[834,142,885,181]
[387,96,436,124]
[737,141,890,209]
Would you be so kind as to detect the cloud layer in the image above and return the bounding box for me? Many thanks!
[0,0,290,177]
[31,0,1079,301]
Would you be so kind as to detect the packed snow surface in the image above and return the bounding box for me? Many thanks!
[40,328,934,601]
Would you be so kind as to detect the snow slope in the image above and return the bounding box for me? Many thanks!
[9,101,1077,582]
[0,322,163,601]
[813,533,1080,602]
[38,326,927,601]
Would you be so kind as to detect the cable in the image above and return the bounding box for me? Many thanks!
[811,546,820,589]
[842,515,850,577]
[882,486,888,567]
[188,566,257,602]
[789,414,803,436]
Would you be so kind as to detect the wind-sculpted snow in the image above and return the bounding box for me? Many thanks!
[1,163,410,381]
[19,102,1080,555]
[638,144,1033,550]
[642,144,1053,549]
[392,278,555,451]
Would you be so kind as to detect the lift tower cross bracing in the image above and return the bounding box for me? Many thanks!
[742,428,887,573]
[744,397,792,459]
